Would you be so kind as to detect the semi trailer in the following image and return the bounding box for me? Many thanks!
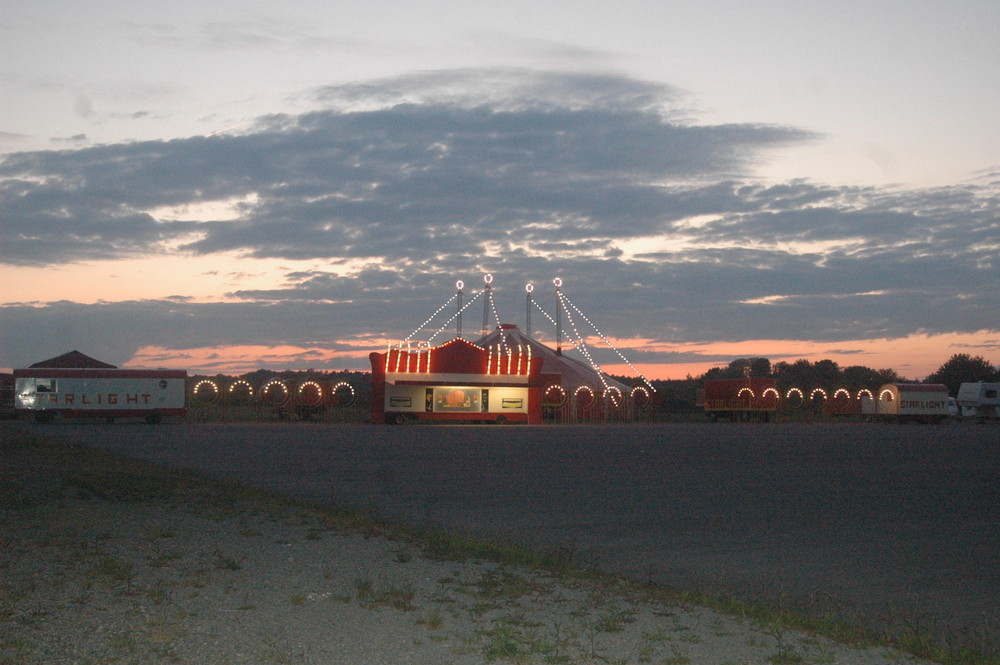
[864,383,950,422]
[14,368,187,423]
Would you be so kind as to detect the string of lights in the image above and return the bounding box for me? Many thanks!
[400,292,458,344]
[561,295,656,392]
[486,288,509,355]
[391,275,654,397]
[556,290,609,391]
[427,291,483,345]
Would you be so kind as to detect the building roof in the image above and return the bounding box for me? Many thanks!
[28,350,117,369]
[475,324,628,392]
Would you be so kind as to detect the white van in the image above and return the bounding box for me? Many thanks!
[956,382,1000,420]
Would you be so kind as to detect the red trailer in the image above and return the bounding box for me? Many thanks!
[700,378,780,421]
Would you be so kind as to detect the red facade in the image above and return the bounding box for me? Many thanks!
[369,338,544,424]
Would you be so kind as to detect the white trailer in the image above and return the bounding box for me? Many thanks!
[14,368,187,423]
[873,383,950,422]
[956,382,1000,420]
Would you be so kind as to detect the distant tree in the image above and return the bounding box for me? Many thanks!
[703,362,744,380]
[773,359,801,387]
[926,354,999,395]
[706,357,772,379]
[876,368,907,384]
[812,359,841,389]
[841,365,884,391]
[750,357,771,378]
[729,358,754,377]
[773,358,826,391]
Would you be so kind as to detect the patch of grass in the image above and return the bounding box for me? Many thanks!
[213,549,244,571]
[87,555,136,587]
[471,569,544,603]
[593,606,637,634]
[480,618,530,663]
[148,527,175,540]
[354,578,416,611]
[418,609,444,630]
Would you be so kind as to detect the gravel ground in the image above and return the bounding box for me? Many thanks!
[0,431,941,664]
[31,420,1000,650]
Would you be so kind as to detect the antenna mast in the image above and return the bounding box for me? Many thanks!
[482,273,493,336]
[554,277,563,354]
[525,282,533,336]
[455,280,464,339]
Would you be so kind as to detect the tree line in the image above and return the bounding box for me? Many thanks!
[635,353,1000,412]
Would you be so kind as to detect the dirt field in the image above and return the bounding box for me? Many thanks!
[7,420,999,651]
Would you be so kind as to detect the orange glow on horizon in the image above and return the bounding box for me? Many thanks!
[124,344,375,375]
[600,331,1000,381]
[119,330,999,381]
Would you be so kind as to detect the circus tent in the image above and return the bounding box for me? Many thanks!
[475,323,630,396]
[369,275,654,423]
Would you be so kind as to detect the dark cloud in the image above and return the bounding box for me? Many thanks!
[0,69,997,370]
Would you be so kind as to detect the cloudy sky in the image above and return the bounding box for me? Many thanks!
[1,0,998,380]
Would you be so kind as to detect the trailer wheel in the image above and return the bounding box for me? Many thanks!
[34,411,54,424]
[145,413,162,424]
[392,414,408,425]
[495,415,507,424]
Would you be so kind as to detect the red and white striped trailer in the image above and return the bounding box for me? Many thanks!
[14,368,187,423]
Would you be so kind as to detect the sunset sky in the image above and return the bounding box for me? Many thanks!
[2,0,998,380]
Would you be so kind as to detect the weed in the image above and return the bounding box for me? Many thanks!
[149,527,175,540]
[148,550,183,568]
[354,578,416,611]
[213,549,244,571]
[289,593,307,606]
[355,578,374,603]
[471,568,544,603]
[87,555,136,590]
[480,618,529,662]
[418,609,444,630]
[184,570,212,588]
[594,606,637,633]
[147,580,171,605]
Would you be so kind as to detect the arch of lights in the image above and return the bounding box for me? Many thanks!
[785,388,805,409]
[189,377,359,412]
[543,384,568,407]
[228,379,254,404]
[261,379,289,405]
[574,385,595,408]
[631,386,651,408]
[192,379,219,404]
[297,381,324,407]
[332,381,356,406]
[604,386,623,408]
